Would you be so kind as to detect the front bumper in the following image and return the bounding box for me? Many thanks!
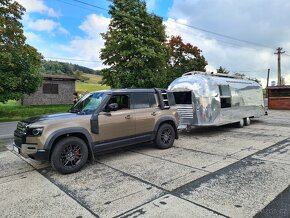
[13,143,49,161]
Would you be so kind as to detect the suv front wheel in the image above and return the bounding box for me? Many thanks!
[51,136,88,174]
[155,123,175,149]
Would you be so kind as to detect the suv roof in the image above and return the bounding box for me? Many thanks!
[91,88,164,94]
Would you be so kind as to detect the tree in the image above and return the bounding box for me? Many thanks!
[233,72,245,77]
[166,35,207,83]
[0,0,42,102]
[100,0,169,88]
[217,66,230,74]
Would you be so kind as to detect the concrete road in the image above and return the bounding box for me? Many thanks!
[0,121,17,138]
[0,110,289,217]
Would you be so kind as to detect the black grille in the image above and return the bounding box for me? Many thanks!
[14,122,28,147]
[16,122,27,134]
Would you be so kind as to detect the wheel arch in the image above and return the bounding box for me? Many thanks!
[153,117,179,139]
[44,128,95,161]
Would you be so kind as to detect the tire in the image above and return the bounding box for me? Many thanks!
[51,137,88,174]
[155,123,175,149]
[244,117,251,126]
[236,119,244,128]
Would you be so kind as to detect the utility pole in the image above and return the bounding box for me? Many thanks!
[274,47,285,86]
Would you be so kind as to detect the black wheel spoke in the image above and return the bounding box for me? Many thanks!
[60,143,83,168]
[64,160,70,166]
[160,127,173,145]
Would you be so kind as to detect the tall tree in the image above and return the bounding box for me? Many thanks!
[217,66,230,74]
[166,35,207,83]
[0,0,42,103]
[100,0,169,88]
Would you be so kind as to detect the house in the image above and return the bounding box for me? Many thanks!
[22,74,76,105]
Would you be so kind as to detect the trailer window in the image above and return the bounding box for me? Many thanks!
[219,85,231,108]
[173,92,192,104]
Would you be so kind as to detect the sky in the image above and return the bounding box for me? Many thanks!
[17,0,290,87]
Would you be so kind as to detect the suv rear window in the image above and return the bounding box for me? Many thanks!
[132,93,150,109]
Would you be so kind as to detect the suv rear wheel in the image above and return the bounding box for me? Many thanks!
[155,123,175,149]
[51,136,88,174]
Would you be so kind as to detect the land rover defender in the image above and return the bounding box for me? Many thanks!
[14,89,179,174]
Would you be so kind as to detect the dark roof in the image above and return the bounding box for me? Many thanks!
[43,74,76,81]
[267,85,290,90]
[91,88,165,94]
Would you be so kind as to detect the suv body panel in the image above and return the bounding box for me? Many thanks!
[98,109,135,141]
[14,89,179,163]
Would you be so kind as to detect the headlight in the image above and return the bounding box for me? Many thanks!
[28,127,44,136]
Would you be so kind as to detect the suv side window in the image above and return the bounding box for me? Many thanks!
[107,95,130,110]
[148,93,157,107]
[167,92,176,106]
[133,93,150,109]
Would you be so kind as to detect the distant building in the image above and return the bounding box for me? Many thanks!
[267,86,290,109]
[22,74,76,105]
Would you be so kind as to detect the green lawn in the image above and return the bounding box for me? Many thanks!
[76,74,110,93]
[0,74,110,122]
[76,81,110,93]
[0,100,71,122]
[0,141,7,152]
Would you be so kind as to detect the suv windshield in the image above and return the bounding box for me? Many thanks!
[69,92,106,115]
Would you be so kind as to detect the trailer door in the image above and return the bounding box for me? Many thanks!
[219,85,232,123]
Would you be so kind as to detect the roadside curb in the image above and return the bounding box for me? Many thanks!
[0,135,14,144]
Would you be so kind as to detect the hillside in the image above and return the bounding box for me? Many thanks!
[76,73,110,93]
[40,60,109,92]
[41,60,100,75]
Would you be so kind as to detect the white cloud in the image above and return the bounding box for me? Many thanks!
[27,19,59,32]
[17,0,60,17]
[58,14,111,69]
[24,31,41,42]
[79,14,110,38]
[166,0,290,86]
[24,16,68,35]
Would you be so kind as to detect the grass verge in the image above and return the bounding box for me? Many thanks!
[0,141,7,152]
[0,102,71,122]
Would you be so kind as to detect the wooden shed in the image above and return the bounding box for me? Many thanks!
[267,86,290,109]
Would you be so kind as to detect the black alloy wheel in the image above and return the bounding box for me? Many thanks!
[60,144,82,167]
[51,137,88,174]
[155,123,175,149]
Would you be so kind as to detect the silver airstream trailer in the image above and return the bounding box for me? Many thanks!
[168,71,266,129]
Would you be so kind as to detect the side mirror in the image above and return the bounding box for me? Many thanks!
[105,103,118,112]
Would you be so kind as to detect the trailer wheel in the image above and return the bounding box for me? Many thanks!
[236,119,244,128]
[244,117,251,126]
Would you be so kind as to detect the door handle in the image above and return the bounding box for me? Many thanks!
[151,112,157,116]
[125,115,131,119]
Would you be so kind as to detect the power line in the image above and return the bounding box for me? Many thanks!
[172,22,272,50]
[71,0,108,11]
[45,56,102,63]
[59,0,273,50]
[53,0,97,12]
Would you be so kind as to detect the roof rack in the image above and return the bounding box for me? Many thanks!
[182,71,244,79]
